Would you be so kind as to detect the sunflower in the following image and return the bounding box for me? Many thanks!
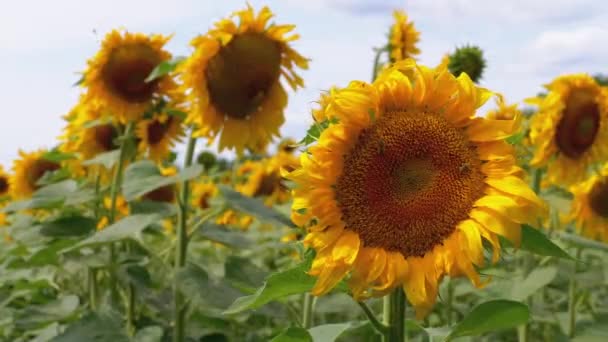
[237,154,298,206]
[191,181,218,211]
[0,165,10,199]
[98,195,130,230]
[82,29,177,124]
[216,209,253,230]
[529,74,608,185]
[389,10,421,63]
[10,150,61,199]
[180,5,308,153]
[486,94,521,121]
[286,60,545,317]
[566,164,608,242]
[136,113,184,163]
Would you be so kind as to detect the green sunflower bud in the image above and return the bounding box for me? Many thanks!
[448,45,486,83]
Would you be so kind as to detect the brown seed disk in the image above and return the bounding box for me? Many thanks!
[589,180,608,218]
[205,33,282,119]
[142,185,175,203]
[94,124,119,151]
[147,117,172,145]
[335,110,485,257]
[254,171,282,197]
[26,159,60,190]
[102,43,162,103]
[0,176,9,194]
[555,89,600,159]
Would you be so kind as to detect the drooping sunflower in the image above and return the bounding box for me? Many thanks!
[529,74,608,185]
[389,10,421,63]
[286,60,545,317]
[82,29,177,123]
[10,150,61,199]
[180,5,309,153]
[136,113,184,163]
[566,164,608,242]
[0,165,10,199]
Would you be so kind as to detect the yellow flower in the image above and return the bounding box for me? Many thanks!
[0,165,11,199]
[191,181,218,210]
[286,60,545,318]
[528,74,608,185]
[10,150,61,199]
[486,94,521,121]
[566,164,608,242]
[82,29,177,123]
[215,209,253,230]
[136,113,184,163]
[180,5,308,153]
[389,10,421,63]
[237,154,298,206]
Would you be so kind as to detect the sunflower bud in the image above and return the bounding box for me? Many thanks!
[448,45,486,83]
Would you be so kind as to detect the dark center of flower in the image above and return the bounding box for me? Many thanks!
[198,193,210,210]
[205,32,282,119]
[555,89,600,159]
[142,185,175,203]
[26,159,60,190]
[589,180,608,218]
[147,117,172,145]
[102,43,162,103]
[0,176,9,195]
[254,171,282,197]
[335,110,485,257]
[94,124,119,151]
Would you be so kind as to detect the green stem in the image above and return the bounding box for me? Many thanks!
[357,301,389,335]
[88,268,98,310]
[302,293,314,329]
[173,131,197,342]
[382,288,406,342]
[127,282,136,336]
[568,247,583,338]
[371,46,388,82]
[108,122,134,305]
[446,278,454,326]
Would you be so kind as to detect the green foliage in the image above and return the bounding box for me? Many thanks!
[447,300,530,340]
[448,45,486,83]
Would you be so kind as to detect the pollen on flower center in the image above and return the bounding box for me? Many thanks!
[205,32,282,120]
[335,110,485,257]
[94,124,119,151]
[26,159,60,190]
[102,43,162,103]
[589,180,608,218]
[555,89,600,159]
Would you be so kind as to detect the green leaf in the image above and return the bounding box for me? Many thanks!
[309,323,352,342]
[197,222,253,248]
[271,327,312,342]
[177,263,242,312]
[2,180,83,212]
[133,326,164,342]
[51,310,129,342]
[122,160,202,201]
[82,150,121,169]
[506,131,525,145]
[65,214,163,251]
[520,224,573,259]
[224,261,317,314]
[39,216,97,238]
[145,56,185,82]
[219,185,295,228]
[510,266,558,301]
[16,295,79,330]
[42,150,76,163]
[224,256,267,292]
[557,232,608,252]
[166,109,187,120]
[447,300,529,340]
[298,117,339,146]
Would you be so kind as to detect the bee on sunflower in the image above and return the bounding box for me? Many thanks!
[179,5,309,153]
[10,150,61,199]
[528,74,608,185]
[566,163,608,242]
[81,29,178,124]
[286,60,545,318]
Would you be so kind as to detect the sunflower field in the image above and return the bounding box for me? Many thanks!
[1,4,608,342]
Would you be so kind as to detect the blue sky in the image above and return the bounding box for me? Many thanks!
[1,0,606,167]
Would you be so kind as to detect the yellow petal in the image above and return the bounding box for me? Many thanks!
[470,208,521,246]
[485,176,545,209]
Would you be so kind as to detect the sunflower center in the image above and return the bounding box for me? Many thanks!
[0,176,9,194]
[142,185,175,203]
[94,124,119,151]
[102,43,162,103]
[335,110,485,257]
[147,117,172,145]
[198,194,210,210]
[555,90,600,159]
[205,33,282,119]
[589,180,608,218]
[26,159,60,190]
[254,171,281,197]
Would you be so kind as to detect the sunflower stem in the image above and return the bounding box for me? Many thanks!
[371,46,388,82]
[87,268,98,311]
[302,293,314,329]
[382,288,406,342]
[357,301,389,335]
[568,247,583,338]
[173,131,197,342]
[108,122,134,306]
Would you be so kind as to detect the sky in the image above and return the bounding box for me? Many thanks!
[1,0,606,167]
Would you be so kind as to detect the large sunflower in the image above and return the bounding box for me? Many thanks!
[10,150,61,199]
[566,163,608,242]
[529,74,608,185]
[389,10,421,63]
[286,60,545,317]
[180,5,308,153]
[82,29,176,123]
[136,113,184,163]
